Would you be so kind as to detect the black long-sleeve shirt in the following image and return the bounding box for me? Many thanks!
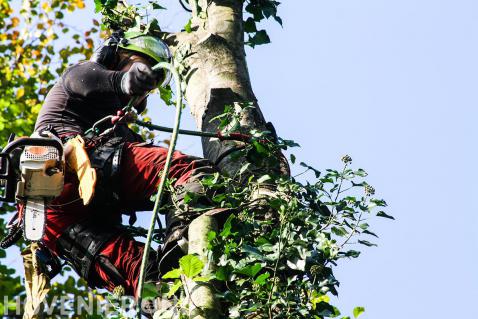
[35,61,143,138]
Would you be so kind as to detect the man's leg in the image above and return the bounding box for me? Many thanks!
[90,142,220,297]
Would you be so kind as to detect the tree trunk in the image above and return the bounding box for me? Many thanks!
[167,0,270,175]
[163,1,287,317]
[184,215,220,319]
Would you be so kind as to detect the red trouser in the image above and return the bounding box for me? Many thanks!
[43,142,214,297]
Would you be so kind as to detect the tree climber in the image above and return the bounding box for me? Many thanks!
[8,31,223,299]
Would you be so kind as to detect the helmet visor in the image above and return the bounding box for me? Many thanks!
[120,35,172,86]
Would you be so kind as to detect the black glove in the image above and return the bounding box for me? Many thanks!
[120,62,160,96]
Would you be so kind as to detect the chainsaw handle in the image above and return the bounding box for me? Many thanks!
[0,153,15,202]
[2,137,64,159]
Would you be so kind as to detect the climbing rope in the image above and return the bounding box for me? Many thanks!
[134,119,254,143]
[136,61,183,317]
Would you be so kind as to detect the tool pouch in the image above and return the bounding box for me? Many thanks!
[65,136,97,205]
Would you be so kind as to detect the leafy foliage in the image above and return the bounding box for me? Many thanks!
[0,1,101,316]
[0,0,98,146]
[153,106,391,318]
[244,0,282,47]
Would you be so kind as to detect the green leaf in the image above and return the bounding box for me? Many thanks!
[142,283,158,299]
[207,230,216,242]
[358,240,377,247]
[215,266,232,281]
[159,86,174,106]
[254,272,270,285]
[376,211,395,220]
[253,140,268,155]
[274,15,283,26]
[167,279,182,298]
[184,18,192,33]
[150,2,166,10]
[362,230,379,238]
[220,214,235,238]
[257,174,271,183]
[244,17,257,33]
[341,250,361,258]
[299,161,321,178]
[248,30,271,47]
[236,263,262,278]
[162,268,182,279]
[331,226,348,237]
[94,0,104,12]
[239,162,251,175]
[316,301,335,316]
[241,244,265,260]
[354,169,368,177]
[179,255,204,278]
[353,306,365,318]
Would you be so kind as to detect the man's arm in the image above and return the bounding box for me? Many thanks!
[63,61,159,113]
[62,61,125,103]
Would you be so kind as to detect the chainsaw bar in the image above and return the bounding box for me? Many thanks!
[23,199,46,241]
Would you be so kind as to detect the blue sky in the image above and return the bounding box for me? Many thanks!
[6,1,477,318]
[155,1,478,316]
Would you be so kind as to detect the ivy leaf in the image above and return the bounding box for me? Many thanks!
[215,266,232,281]
[94,0,104,12]
[299,162,321,178]
[142,283,158,299]
[257,174,271,183]
[241,244,265,260]
[254,272,270,285]
[194,275,213,282]
[353,306,365,318]
[236,263,262,277]
[362,230,379,238]
[358,240,377,247]
[340,250,361,258]
[248,30,271,47]
[239,162,251,175]
[354,168,368,177]
[331,226,348,237]
[167,279,182,298]
[159,86,174,106]
[315,301,336,316]
[162,268,182,279]
[150,2,166,10]
[274,15,283,26]
[184,18,192,33]
[220,214,235,238]
[244,17,257,33]
[286,257,306,271]
[179,255,204,278]
[377,211,395,220]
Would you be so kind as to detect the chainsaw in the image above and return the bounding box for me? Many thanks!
[0,129,64,246]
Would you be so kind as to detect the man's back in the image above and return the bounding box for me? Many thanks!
[34,61,125,137]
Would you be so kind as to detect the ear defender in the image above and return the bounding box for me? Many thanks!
[90,31,124,69]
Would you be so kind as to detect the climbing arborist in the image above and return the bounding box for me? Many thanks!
[2,31,222,299]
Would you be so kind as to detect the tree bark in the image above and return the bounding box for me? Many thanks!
[162,1,288,317]
[166,0,270,175]
[183,215,220,319]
